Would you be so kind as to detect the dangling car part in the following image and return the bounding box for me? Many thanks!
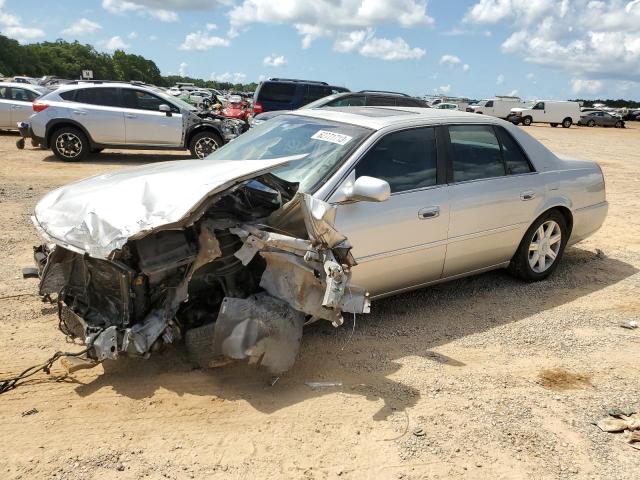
[31,155,370,374]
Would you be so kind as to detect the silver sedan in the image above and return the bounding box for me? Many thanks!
[31,107,608,372]
[0,82,48,129]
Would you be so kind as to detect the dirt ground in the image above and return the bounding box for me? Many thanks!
[0,123,638,480]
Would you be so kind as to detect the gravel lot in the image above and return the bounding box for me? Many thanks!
[0,123,639,480]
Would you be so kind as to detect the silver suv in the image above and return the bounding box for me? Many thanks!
[22,81,242,161]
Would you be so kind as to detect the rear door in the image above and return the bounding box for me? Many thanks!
[72,87,126,144]
[443,124,540,277]
[121,89,182,146]
[0,86,11,127]
[8,87,39,125]
[332,126,450,297]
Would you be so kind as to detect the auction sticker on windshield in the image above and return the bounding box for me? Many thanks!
[311,130,353,145]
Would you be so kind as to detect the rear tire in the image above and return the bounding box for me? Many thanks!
[561,118,572,128]
[189,131,222,159]
[615,120,623,128]
[522,116,532,126]
[587,120,596,127]
[51,127,89,161]
[508,210,568,282]
[550,123,558,127]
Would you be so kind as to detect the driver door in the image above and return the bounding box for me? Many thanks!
[331,126,450,297]
[531,102,545,122]
[121,89,183,146]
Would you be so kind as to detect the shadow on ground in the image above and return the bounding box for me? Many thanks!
[74,246,637,420]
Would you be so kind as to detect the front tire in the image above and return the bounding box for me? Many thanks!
[587,120,596,127]
[51,127,89,161]
[615,120,623,128]
[562,118,572,128]
[189,131,222,159]
[522,116,532,126]
[509,210,568,282]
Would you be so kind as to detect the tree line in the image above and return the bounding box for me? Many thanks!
[0,35,257,91]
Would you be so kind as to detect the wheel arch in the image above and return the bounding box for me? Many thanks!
[529,204,574,239]
[184,123,224,148]
[45,119,95,149]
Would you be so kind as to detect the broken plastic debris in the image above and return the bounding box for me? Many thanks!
[620,320,638,330]
[412,427,426,437]
[305,381,343,389]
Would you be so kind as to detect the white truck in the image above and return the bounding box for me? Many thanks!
[507,100,582,128]
[466,96,526,119]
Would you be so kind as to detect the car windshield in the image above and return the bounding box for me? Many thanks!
[206,114,372,192]
[152,88,197,111]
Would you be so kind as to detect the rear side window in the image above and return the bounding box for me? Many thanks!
[366,96,396,107]
[75,88,120,107]
[448,125,505,182]
[356,127,437,193]
[10,88,39,101]
[396,97,426,107]
[59,90,76,101]
[495,127,533,175]
[303,85,334,103]
[257,83,297,103]
[327,95,365,107]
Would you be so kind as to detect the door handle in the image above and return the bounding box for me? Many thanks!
[125,114,137,118]
[72,110,87,115]
[11,105,23,109]
[520,191,536,201]
[418,206,440,219]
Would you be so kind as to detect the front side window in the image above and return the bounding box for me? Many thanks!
[448,125,504,182]
[122,89,177,112]
[0,87,9,99]
[304,85,334,103]
[485,100,494,107]
[355,127,437,193]
[208,114,372,193]
[10,88,38,101]
[533,102,545,110]
[75,88,120,107]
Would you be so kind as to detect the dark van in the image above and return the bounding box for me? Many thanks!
[253,78,349,114]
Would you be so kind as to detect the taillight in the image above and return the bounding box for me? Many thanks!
[253,102,263,114]
[32,101,49,112]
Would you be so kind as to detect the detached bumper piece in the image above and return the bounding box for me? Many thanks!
[35,179,370,374]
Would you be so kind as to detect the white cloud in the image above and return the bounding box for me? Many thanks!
[104,35,129,50]
[462,63,470,72]
[263,54,287,67]
[206,22,217,30]
[62,18,102,36]
[570,78,603,95]
[102,0,178,22]
[496,73,505,85]
[507,89,518,96]
[0,3,45,43]
[465,0,640,82]
[179,31,230,50]
[178,62,188,77]
[333,29,425,61]
[210,72,247,83]
[440,54,461,66]
[526,72,534,80]
[438,84,451,94]
[128,31,138,39]
[228,0,433,47]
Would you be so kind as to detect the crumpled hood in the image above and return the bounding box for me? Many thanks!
[33,156,300,259]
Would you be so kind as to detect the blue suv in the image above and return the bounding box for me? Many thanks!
[252,78,349,114]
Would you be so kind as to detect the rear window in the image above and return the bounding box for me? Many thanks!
[257,82,297,103]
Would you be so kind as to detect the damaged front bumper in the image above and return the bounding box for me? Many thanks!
[33,178,369,374]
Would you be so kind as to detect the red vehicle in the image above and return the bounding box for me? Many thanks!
[222,95,251,123]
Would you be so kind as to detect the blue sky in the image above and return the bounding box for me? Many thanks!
[1,0,639,99]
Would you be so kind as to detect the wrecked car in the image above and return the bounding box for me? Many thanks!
[18,81,245,161]
[31,107,608,373]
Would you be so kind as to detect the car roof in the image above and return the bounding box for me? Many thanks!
[0,81,45,90]
[289,106,500,130]
[53,82,156,92]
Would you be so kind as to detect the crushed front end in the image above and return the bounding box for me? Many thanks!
[33,175,369,374]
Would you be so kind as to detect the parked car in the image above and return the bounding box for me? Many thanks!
[19,81,244,160]
[30,107,607,374]
[167,87,182,96]
[0,82,48,129]
[508,101,582,128]
[577,111,625,128]
[251,90,428,125]
[252,78,349,114]
[222,95,251,123]
[467,96,527,119]
[12,76,39,85]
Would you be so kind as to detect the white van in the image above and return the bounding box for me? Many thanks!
[508,101,582,128]
[466,96,526,119]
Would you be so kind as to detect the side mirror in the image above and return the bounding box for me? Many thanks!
[159,104,172,116]
[337,176,391,203]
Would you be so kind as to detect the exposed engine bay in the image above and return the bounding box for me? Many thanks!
[33,174,369,374]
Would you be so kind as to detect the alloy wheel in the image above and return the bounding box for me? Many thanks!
[55,132,82,159]
[528,220,562,273]
[194,137,219,158]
